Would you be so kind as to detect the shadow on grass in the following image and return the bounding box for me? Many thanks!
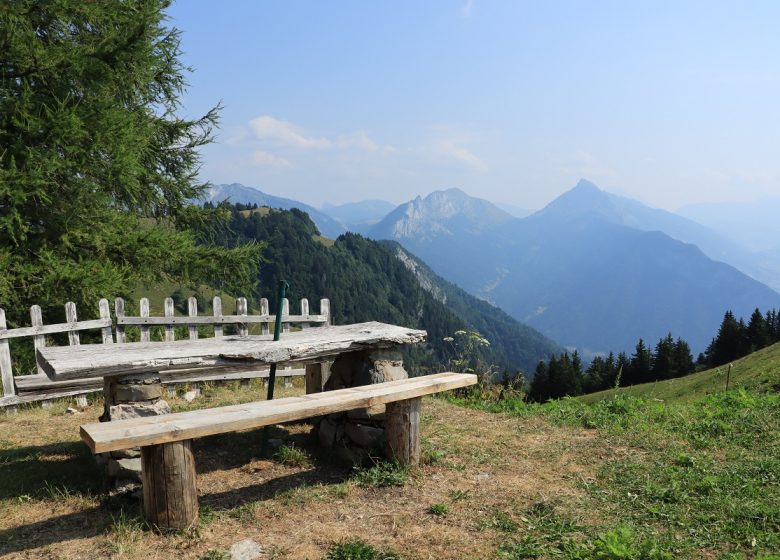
[0,440,105,500]
[0,423,352,554]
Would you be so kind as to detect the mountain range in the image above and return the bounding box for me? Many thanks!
[367,181,780,355]
[197,180,780,358]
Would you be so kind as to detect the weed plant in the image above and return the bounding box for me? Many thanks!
[324,538,400,560]
[352,460,408,488]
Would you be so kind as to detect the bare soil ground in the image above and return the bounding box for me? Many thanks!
[0,383,611,559]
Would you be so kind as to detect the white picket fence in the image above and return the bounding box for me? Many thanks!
[0,295,330,412]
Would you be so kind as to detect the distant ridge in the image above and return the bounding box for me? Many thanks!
[200,183,346,238]
[319,199,396,234]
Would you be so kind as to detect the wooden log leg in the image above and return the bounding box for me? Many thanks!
[240,379,251,389]
[41,399,53,409]
[385,397,421,465]
[167,385,177,398]
[75,394,88,407]
[5,406,18,416]
[141,439,198,531]
[305,363,322,394]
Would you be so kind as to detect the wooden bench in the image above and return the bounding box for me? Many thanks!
[80,372,476,531]
[0,295,329,411]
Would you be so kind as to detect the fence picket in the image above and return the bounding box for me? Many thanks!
[237,298,248,337]
[115,298,126,343]
[99,299,113,344]
[65,302,80,346]
[139,298,150,343]
[260,298,269,335]
[188,297,198,341]
[300,298,310,330]
[30,305,46,376]
[321,298,331,325]
[213,296,223,338]
[164,298,175,342]
[0,309,15,398]
[282,298,290,334]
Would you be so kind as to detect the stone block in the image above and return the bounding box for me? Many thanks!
[116,374,161,385]
[345,422,385,448]
[112,383,162,402]
[111,448,141,459]
[108,457,141,479]
[318,417,337,448]
[347,404,386,420]
[109,399,170,420]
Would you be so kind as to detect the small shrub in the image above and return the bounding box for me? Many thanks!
[352,461,408,488]
[428,503,449,516]
[198,550,230,560]
[324,538,400,560]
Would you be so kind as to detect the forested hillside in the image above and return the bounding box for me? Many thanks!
[208,204,561,376]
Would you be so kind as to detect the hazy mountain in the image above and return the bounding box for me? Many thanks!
[201,183,346,238]
[369,181,780,356]
[386,241,563,373]
[320,199,396,234]
[677,199,780,292]
[495,202,533,218]
[679,198,780,252]
[544,180,780,292]
[371,187,514,239]
[369,188,515,285]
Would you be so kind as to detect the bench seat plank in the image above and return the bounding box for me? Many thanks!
[81,372,476,453]
[39,322,426,381]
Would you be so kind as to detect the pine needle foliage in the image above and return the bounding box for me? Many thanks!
[0,1,262,324]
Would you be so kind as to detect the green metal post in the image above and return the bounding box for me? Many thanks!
[261,280,289,457]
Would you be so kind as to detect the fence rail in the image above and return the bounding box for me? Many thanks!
[0,295,330,412]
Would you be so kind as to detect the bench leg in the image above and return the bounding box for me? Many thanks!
[385,397,421,465]
[140,439,198,531]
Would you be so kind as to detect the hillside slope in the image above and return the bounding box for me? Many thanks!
[580,341,780,403]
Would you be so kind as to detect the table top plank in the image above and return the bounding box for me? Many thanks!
[37,322,426,381]
[80,372,476,453]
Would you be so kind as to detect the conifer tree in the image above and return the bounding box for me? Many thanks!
[0,1,261,323]
[672,337,694,377]
[627,338,652,385]
[707,311,747,366]
[747,308,770,351]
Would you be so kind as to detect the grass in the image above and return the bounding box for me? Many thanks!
[273,444,312,468]
[1,364,778,558]
[580,341,780,404]
[447,386,780,558]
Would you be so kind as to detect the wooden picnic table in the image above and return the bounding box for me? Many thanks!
[37,321,427,381]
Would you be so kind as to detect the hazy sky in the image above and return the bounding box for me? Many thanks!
[168,1,780,210]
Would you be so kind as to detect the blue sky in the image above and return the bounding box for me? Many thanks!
[168,1,780,210]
